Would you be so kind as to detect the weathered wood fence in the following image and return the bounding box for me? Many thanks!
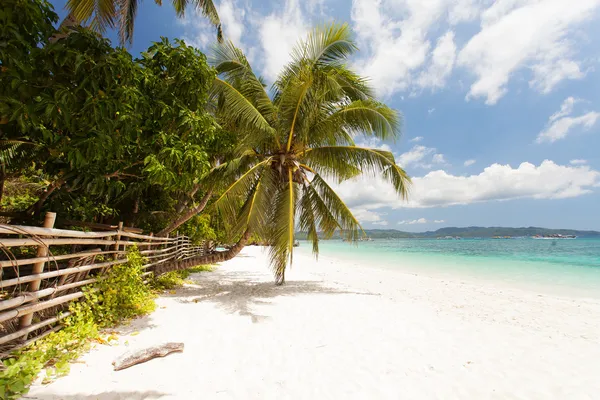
[0,212,212,355]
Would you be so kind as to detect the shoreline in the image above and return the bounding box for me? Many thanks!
[27,247,600,399]
[295,241,600,300]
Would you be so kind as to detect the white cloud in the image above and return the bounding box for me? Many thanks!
[351,0,449,96]
[536,97,600,143]
[432,154,446,164]
[398,218,428,225]
[464,159,476,166]
[180,0,246,49]
[257,0,308,81]
[410,136,424,142]
[334,160,600,212]
[372,221,389,226]
[398,218,445,225]
[537,112,600,143]
[418,31,457,90]
[397,145,435,167]
[350,0,599,102]
[550,97,580,122]
[427,108,436,115]
[458,0,599,104]
[570,159,588,165]
[356,138,392,152]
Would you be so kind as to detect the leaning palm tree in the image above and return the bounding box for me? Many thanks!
[210,23,410,284]
[59,0,221,45]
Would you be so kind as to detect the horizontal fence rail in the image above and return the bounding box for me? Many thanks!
[0,212,214,355]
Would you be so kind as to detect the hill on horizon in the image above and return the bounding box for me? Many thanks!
[295,226,600,239]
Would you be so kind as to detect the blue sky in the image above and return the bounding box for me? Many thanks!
[49,0,600,231]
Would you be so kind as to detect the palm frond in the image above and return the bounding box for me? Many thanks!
[118,0,137,44]
[211,41,277,125]
[213,158,271,221]
[212,77,275,138]
[303,146,411,197]
[67,0,116,34]
[309,173,363,241]
[298,183,319,255]
[305,22,357,67]
[311,99,401,144]
[232,165,278,240]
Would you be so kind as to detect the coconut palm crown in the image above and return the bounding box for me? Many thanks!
[211,23,411,284]
[65,0,221,44]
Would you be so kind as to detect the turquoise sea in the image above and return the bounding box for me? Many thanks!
[297,238,600,298]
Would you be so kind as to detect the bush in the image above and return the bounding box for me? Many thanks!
[0,248,154,399]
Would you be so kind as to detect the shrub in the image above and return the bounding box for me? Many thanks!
[0,248,154,399]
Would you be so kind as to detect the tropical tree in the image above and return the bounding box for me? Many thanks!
[57,0,221,45]
[210,23,411,284]
[1,0,229,232]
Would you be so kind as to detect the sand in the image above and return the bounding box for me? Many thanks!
[25,246,600,400]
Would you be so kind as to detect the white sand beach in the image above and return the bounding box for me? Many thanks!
[26,246,600,400]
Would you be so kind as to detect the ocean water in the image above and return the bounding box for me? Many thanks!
[297,238,600,298]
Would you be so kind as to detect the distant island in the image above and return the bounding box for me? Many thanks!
[296,227,600,240]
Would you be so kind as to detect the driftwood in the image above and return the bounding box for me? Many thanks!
[112,342,184,371]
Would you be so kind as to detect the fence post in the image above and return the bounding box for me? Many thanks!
[19,212,57,336]
[114,221,123,257]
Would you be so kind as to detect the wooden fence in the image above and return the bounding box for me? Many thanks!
[0,212,212,356]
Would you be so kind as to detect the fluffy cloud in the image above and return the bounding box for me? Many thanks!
[410,136,424,142]
[396,145,446,169]
[464,159,476,166]
[182,0,599,104]
[351,0,449,96]
[432,154,447,164]
[334,160,600,215]
[537,97,600,143]
[570,159,588,165]
[180,0,246,49]
[417,31,457,90]
[372,221,389,226]
[397,145,435,167]
[398,218,444,225]
[257,0,308,81]
[351,0,599,102]
[458,0,598,104]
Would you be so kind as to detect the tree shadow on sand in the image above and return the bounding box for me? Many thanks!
[165,270,379,323]
[24,390,168,399]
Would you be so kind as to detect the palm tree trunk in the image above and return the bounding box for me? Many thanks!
[157,190,213,237]
[153,228,251,276]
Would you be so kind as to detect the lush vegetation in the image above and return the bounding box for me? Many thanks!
[0,246,213,399]
[210,25,411,283]
[0,249,152,399]
[63,0,222,44]
[2,0,410,272]
[1,0,232,240]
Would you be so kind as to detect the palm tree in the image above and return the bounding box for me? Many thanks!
[209,23,411,284]
[59,0,221,45]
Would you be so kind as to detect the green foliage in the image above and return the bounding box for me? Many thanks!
[179,214,217,244]
[1,0,234,237]
[150,264,213,290]
[65,0,222,45]
[210,24,411,283]
[0,248,154,399]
